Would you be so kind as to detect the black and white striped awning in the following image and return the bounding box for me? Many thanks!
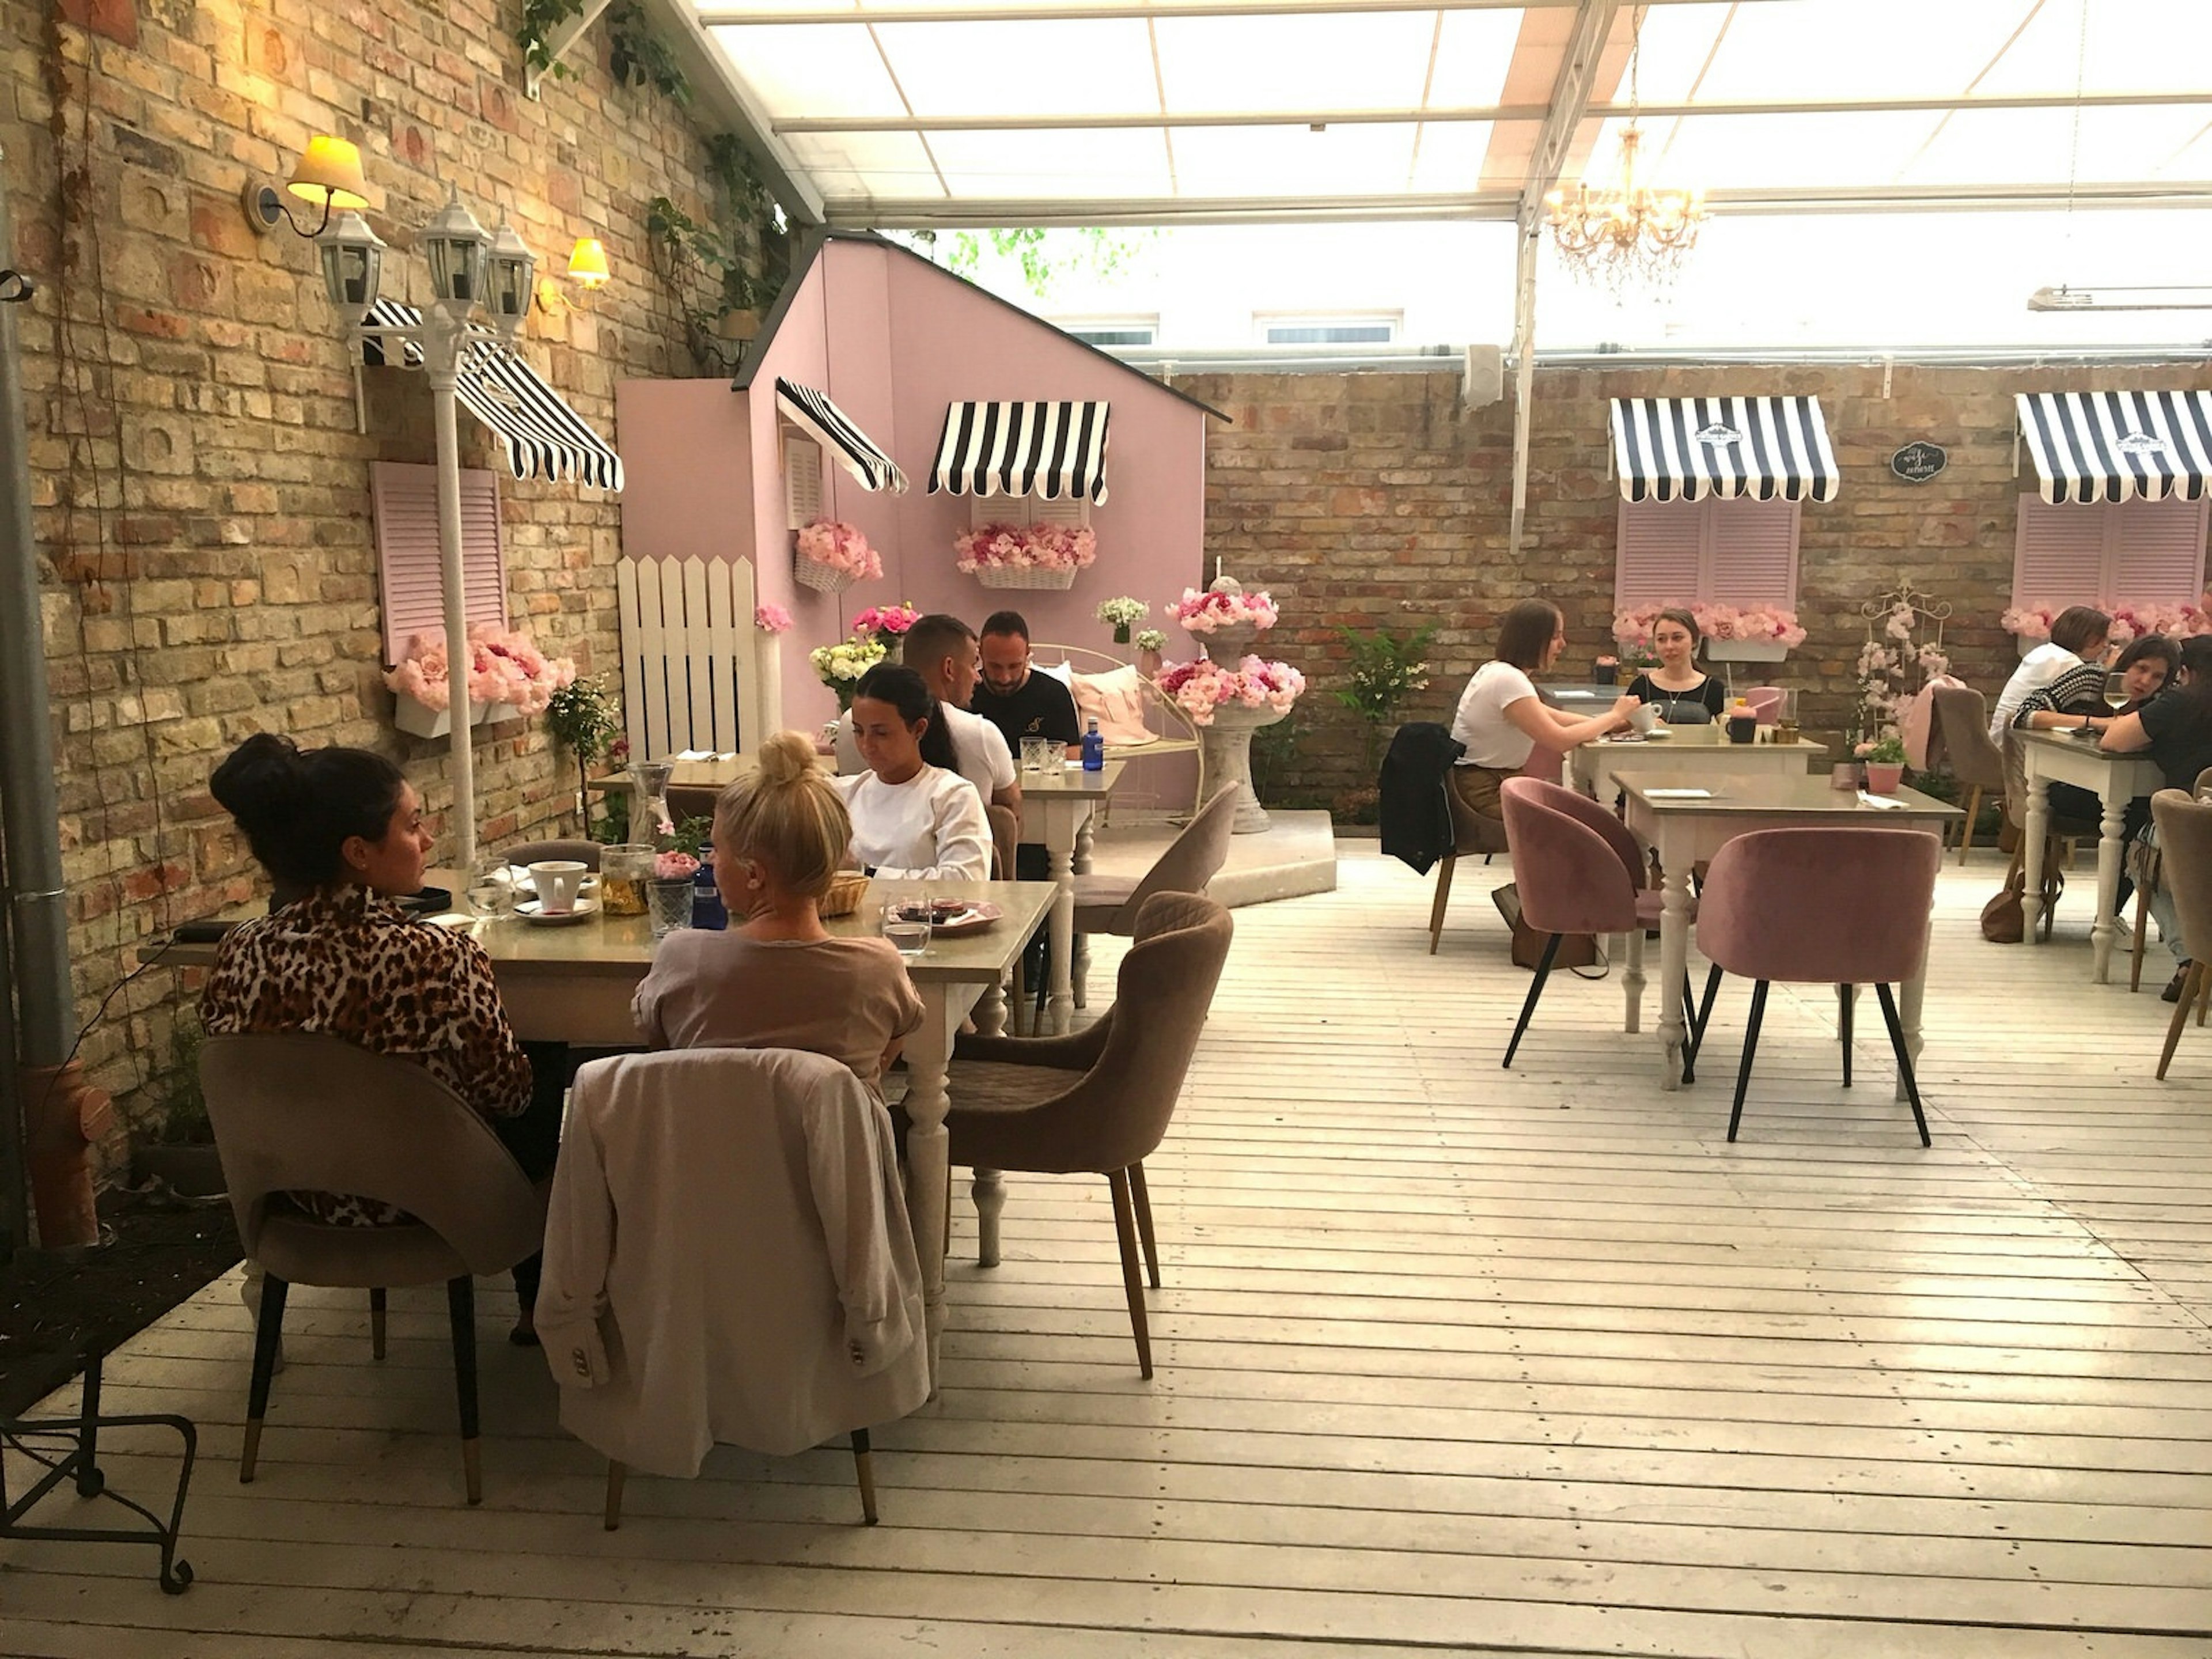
[358,301,623,491]
[1610,396,1839,504]
[774,378,907,494]
[2016,391,2212,505]
[928,401,1111,503]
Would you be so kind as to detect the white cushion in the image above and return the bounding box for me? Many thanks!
[1071,664,1154,745]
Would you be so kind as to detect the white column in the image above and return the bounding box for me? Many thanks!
[424,310,477,873]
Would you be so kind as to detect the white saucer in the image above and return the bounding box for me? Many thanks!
[516,896,598,925]
[1643,728,1673,739]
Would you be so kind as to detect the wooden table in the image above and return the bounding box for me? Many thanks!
[1573,725,1827,812]
[2018,729,2168,983]
[147,872,1058,1389]
[1621,776,1960,1093]
[1017,760,1124,1033]
[584,756,753,796]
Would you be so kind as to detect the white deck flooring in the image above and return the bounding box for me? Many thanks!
[5,846,2210,1658]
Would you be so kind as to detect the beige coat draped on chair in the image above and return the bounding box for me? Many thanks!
[535,1047,929,1476]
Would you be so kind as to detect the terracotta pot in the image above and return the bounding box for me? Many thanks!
[1864,762,1905,794]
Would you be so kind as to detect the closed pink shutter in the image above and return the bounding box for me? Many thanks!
[372,462,509,663]
[1615,498,1703,609]
[2109,497,2209,603]
[2012,494,2104,610]
[1707,498,1799,607]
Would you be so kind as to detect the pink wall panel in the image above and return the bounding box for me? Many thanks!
[611,379,755,569]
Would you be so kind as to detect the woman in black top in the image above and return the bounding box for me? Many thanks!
[2101,635,2212,998]
[1624,608,1728,724]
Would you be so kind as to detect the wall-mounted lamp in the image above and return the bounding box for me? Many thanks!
[536,237,615,318]
[243,134,372,237]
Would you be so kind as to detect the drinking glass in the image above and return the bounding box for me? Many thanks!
[1021,736,1055,774]
[882,900,931,960]
[647,878,695,940]
[466,854,513,920]
[600,843,654,916]
[2104,670,2130,715]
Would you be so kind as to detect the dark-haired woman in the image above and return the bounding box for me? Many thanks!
[1623,607,1728,724]
[833,664,992,880]
[1447,599,1639,825]
[1991,604,2110,739]
[2103,634,2212,999]
[200,733,556,1341]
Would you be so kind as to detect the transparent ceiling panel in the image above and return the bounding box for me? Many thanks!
[874,20,1161,119]
[923,126,1176,201]
[784,132,946,199]
[1681,0,2029,106]
[1406,120,1501,195]
[707,24,907,120]
[1414,9,1530,111]
[1153,13,1438,116]
[1972,0,2212,98]
[1172,123,1423,198]
[1623,111,1947,192]
[1907,105,2212,187]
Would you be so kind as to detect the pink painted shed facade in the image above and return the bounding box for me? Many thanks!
[615,233,1219,740]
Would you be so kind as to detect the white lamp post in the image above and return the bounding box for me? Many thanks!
[312,186,543,873]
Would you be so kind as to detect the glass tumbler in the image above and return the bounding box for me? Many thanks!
[647,878,695,940]
[600,843,654,916]
[1021,736,1055,774]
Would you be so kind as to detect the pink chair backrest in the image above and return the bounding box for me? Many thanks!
[1499,777,1639,936]
[1517,744,1564,783]
[1740,687,1783,725]
[1521,776,1644,891]
[1696,827,1941,986]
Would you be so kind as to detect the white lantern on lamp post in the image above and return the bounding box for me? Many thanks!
[316,212,385,317]
[486,224,537,341]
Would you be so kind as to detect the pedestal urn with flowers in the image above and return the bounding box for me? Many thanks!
[1160,576,1304,833]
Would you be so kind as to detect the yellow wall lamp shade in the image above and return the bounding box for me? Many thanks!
[567,237,611,290]
[246,136,370,239]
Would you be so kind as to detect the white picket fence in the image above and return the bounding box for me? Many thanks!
[615,556,781,761]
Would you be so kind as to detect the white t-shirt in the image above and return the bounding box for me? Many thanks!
[832,764,993,881]
[1991,642,2082,740]
[1449,661,1540,770]
[836,704,1014,808]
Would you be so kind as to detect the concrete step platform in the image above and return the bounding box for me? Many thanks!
[1088,808,1338,908]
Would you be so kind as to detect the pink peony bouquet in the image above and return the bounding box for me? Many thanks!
[1613,602,1806,650]
[1156,654,1306,726]
[1173,585,1279,633]
[954,522,1099,574]
[753,603,793,634]
[385,624,575,715]
[854,602,920,638]
[654,850,700,881]
[796,520,883,581]
[2007,601,2211,645]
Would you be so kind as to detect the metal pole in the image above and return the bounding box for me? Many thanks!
[0,154,66,1251]
[425,310,477,873]
[1506,204,1539,563]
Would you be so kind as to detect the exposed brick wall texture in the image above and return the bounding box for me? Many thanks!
[7,0,726,1126]
[1185,361,2212,808]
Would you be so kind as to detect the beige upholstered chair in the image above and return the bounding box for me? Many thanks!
[986,802,1019,882]
[199,1033,547,1505]
[504,838,603,870]
[1065,785,1237,1009]
[1931,687,2006,865]
[2150,790,2212,1080]
[944,894,1233,1377]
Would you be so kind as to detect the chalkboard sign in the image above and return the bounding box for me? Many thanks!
[1891,441,1946,483]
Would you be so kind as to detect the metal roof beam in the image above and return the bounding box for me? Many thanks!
[772,88,2212,136]
[702,0,1751,22]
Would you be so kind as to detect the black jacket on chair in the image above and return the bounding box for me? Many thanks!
[1378,722,1465,874]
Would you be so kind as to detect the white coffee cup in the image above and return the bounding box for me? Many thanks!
[529,860,589,915]
[1626,703,1659,737]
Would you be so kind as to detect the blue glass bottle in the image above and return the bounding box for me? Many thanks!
[691,858,728,930]
[1080,718,1104,772]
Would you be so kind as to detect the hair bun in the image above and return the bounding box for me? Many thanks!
[754,729,819,786]
[209,732,306,828]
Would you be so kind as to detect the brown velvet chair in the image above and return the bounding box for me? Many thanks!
[199,1032,548,1505]
[942,893,1233,1378]
[504,838,603,870]
[2149,789,2212,1080]
[1690,827,1942,1146]
[1427,771,1513,955]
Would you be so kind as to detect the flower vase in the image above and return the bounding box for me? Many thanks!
[1112,624,1132,646]
[1864,762,1905,795]
[1137,646,1162,679]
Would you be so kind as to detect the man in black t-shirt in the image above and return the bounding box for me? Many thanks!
[971,610,1082,757]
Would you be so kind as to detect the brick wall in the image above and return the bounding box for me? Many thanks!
[1185,361,2212,808]
[7,0,728,1124]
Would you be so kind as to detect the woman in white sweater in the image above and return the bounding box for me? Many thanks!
[835,664,993,881]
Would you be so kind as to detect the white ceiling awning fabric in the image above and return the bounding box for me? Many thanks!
[360,301,624,491]
[2016,390,2212,505]
[1610,396,1840,503]
[775,378,910,493]
[929,401,1112,502]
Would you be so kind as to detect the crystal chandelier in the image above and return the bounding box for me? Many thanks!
[1544,6,1707,290]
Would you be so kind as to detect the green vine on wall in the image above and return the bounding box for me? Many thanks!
[646,135,792,376]
[520,0,690,100]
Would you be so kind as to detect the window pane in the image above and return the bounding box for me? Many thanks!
[1264,324,1396,344]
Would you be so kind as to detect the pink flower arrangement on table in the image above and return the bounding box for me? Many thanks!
[796,520,883,581]
[1156,654,1306,726]
[1172,585,1280,633]
[1612,602,1806,650]
[953,522,1099,574]
[853,602,919,638]
[384,624,575,715]
[753,603,793,634]
[654,850,700,881]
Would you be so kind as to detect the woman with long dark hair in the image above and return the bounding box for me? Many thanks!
[2103,634,2212,999]
[1624,607,1728,724]
[833,664,992,880]
[1446,599,1639,825]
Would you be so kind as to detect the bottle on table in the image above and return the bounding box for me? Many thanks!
[1081,718,1105,772]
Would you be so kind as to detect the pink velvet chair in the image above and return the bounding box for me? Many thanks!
[1497,778,1699,1069]
[1691,827,1941,1146]
[1739,687,1784,725]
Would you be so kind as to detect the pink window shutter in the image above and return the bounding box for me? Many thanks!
[1706,498,1800,608]
[2109,497,2209,604]
[372,461,509,664]
[2012,494,2105,612]
[1615,498,1703,610]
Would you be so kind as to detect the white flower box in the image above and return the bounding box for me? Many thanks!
[1705,638,1790,663]
[972,565,1077,590]
[395,693,497,739]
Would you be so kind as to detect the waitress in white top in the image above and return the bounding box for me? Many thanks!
[1448,599,1639,825]
[835,664,993,881]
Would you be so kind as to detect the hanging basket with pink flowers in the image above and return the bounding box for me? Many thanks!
[955,521,1096,590]
[793,520,882,594]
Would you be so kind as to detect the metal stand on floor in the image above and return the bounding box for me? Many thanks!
[1,1349,196,1592]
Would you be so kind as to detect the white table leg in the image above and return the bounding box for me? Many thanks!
[1657,831,1692,1090]
[902,996,955,1389]
[1072,806,1096,1010]
[2092,783,2126,983]
[1622,926,1645,1035]
[1047,806,1078,1036]
[2022,767,2049,944]
[967,973,1007,1266]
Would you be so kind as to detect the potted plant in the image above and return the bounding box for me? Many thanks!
[546,676,621,826]
[1861,733,1908,794]
[384,625,577,737]
[1096,596,1149,645]
[1332,622,1435,775]
[131,1009,225,1198]
[853,603,919,656]
[1134,627,1168,678]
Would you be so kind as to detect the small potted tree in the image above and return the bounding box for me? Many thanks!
[1861,734,1908,795]
[546,676,622,831]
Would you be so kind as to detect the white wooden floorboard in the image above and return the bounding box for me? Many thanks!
[5,847,2209,1658]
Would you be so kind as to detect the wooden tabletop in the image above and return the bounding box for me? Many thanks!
[1623,774,1961,820]
[2017,729,2152,764]
[1018,759,1124,797]
[1591,727,1826,754]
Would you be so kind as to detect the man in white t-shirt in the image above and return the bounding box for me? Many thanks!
[839,613,1019,819]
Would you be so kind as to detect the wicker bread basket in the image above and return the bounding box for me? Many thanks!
[820,871,871,919]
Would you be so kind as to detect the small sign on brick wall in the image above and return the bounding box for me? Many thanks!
[1891,441,1948,484]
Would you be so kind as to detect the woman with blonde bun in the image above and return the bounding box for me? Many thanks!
[631,730,922,1087]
